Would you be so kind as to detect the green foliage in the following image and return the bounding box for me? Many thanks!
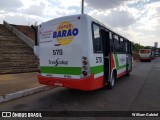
[131,41,159,53]
[132,42,144,52]
[144,46,152,49]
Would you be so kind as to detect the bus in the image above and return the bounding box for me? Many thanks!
[33,14,133,91]
[139,49,152,62]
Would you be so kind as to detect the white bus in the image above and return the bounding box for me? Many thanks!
[33,14,133,91]
[139,49,152,62]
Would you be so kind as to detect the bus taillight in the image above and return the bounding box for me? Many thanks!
[82,71,88,76]
[82,66,87,70]
[81,56,91,78]
[83,61,88,65]
[82,57,87,60]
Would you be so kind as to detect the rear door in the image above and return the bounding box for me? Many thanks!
[126,41,132,72]
[101,29,110,82]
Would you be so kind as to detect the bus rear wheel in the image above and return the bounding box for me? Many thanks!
[126,71,130,76]
[108,72,116,89]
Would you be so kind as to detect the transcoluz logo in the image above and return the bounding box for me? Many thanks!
[53,21,79,45]
[48,59,68,66]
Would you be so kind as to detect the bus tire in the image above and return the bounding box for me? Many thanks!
[108,72,116,89]
[126,71,130,76]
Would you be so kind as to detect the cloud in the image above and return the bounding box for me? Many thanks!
[0,0,22,11]
[21,2,45,16]
[106,10,136,28]
[135,2,160,31]
[148,0,160,4]
[0,13,45,25]
[58,0,81,8]
[0,0,159,47]
[0,0,80,25]
[89,10,136,28]
[43,6,77,18]
[85,0,131,10]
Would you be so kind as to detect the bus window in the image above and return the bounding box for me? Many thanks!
[120,38,126,53]
[92,24,102,53]
[140,49,150,53]
[109,32,114,52]
[113,34,120,53]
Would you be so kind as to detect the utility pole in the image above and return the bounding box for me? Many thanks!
[81,0,84,14]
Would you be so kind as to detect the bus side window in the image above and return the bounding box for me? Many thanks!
[92,24,102,53]
[120,38,126,53]
[129,42,132,54]
[125,40,132,54]
[131,43,133,54]
[113,34,120,53]
[110,32,114,52]
[125,40,128,53]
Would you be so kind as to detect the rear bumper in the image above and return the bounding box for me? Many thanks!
[140,57,151,61]
[38,74,104,91]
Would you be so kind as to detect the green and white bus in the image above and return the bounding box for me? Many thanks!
[33,14,133,91]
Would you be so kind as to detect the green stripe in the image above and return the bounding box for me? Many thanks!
[114,54,126,70]
[40,66,81,75]
[91,65,103,74]
[41,65,104,76]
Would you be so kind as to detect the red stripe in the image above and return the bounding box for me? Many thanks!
[117,71,126,78]
[110,53,115,72]
[140,58,151,60]
[38,74,105,91]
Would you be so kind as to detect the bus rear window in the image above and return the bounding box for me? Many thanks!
[140,50,150,53]
[92,24,102,53]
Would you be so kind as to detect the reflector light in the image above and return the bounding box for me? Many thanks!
[83,66,87,70]
[82,71,88,76]
[82,57,87,60]
[83,61,87,65]
[81,56,90,78]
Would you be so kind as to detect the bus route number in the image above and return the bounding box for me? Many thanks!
[96,57,102,63]
[53,49,63,55]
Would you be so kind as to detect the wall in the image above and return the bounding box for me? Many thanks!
[3,21,34,49]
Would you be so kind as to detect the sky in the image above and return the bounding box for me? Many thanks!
[0,0,160,47]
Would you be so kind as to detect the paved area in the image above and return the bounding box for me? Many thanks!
[0,72,55,103]
[0,72,41,96]
[0,60,138,104]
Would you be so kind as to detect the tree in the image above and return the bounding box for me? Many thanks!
[132,42,144,52]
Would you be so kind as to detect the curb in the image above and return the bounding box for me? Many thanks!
[0,85,55,104]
